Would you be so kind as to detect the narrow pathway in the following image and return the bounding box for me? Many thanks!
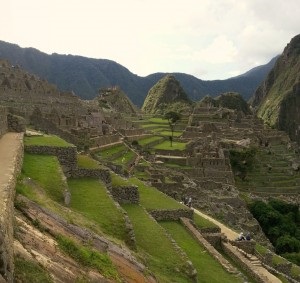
[193,208,282,283]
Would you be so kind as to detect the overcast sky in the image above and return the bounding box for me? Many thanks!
[1,0,299,80]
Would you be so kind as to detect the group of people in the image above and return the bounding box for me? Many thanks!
[182,196,192,208]
[236,232,251,241]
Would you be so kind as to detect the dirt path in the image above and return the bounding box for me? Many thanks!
[193,208,282,283]
[193,208,239,241]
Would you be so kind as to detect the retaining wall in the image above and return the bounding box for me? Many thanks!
[149,208,193,221]
[24,145,77,177]
[71,168,111,184]
[0,133,24,282]
[110,185,139,204]
[221,241,268,283]
[0,107,7,137]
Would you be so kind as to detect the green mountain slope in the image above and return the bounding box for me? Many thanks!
[0,40,276,106]
[251,34,300,144]
[142,75,192,114]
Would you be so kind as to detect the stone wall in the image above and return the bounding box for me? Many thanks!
[90,134,121,148]
[221,241,268,283]
[149,208,193,221]
[0,106,7,137]
[256,249,300,282]
[7,114,26,133]
[71,168,111,184]
[0,133,24,282]
[119,128,145,136]
[109,186,139,204]
[24,145,77,177]
[229,240,256,255]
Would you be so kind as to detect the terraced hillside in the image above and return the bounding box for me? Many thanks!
[235,143,300,195]
[14,132,257,282]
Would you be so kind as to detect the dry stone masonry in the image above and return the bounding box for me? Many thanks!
[0,133,24,282]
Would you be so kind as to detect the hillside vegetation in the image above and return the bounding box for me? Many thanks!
[251,34,300,144]
[0,40,277,106]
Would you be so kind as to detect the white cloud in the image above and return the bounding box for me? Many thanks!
[1,0,299,79]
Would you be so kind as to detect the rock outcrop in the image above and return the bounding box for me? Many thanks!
[250,34,300,144]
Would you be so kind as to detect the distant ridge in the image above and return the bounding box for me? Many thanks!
[0,40,277,106]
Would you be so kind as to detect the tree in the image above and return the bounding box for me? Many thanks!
[164,111,181,147]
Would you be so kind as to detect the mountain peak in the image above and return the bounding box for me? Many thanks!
[142,74,192,114]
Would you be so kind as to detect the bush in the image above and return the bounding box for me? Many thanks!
[229,147,256,180]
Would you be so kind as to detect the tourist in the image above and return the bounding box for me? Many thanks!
[187,196,192,208]
[246,232,251,241]
[236,232,245,241]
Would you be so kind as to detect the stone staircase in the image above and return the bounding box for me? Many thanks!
[236,247,262,267]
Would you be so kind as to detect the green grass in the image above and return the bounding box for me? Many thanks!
[141,123,168,129]
[122,204,191,282]
[21,153,65,202]
[128,177,184,210]
[67,178,127,241]
[272,254,287,266]
[24,135,72,147]
[111,173,130,186]
[193,213,218,229]
[138,136,163,146]
[113,150,135,165]
[96,144,126,158]
[14,257,53,283]
[291,264,300,278]
[147,117,169,124]
[159,131,182,137]
[255,243,268,256]
[160,221,243,283]
[56,234,121,282]
[77,154,101,169]
[154,140,186,151]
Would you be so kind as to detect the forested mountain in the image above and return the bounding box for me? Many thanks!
[0,40,276,106]
[251,34,300,144]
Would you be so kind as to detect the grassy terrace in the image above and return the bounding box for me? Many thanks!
[138,136,163,146]
[159,130,182,137]
[122,204,191,283]
[77,154,101,169]
[113,150,135,165]
[95,144,126,159]
[154,140,187,151]
[24,135,72,147]
[129,177,185,210]
[67,178,127,242]
[160,221,243,283]
[193,213,218,229]
[20,153,66,203]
